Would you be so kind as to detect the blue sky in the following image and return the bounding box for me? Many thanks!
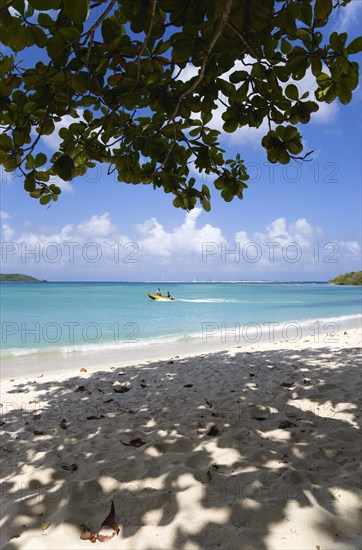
[1,0,361,281]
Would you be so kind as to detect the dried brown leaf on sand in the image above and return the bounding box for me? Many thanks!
[121,438,146,448]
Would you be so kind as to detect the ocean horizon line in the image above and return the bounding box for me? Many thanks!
[0,279,331,284]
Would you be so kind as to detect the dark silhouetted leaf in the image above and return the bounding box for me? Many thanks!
[279,420,296,429]
[207,425,219,437]
[62,463,78,471]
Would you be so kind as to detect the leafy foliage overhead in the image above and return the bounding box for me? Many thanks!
[0,0,361,210]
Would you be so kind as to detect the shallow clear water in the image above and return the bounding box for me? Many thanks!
[1,282,361,357]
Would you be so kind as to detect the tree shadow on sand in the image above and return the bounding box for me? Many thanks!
[1,346,361,549]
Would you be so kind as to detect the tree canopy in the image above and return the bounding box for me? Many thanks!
[329,271,362,285]
[0,0,361,210]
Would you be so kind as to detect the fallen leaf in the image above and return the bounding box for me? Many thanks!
[61,464,77,472]
[121,438,146,448]
[80,528,97,542]
[130,438,146,447]
[80,368,87,372]
[207,425,219,437]
[41,521,50,531]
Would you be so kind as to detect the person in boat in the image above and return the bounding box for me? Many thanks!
[167,292,174,299]
[156,288,161,296]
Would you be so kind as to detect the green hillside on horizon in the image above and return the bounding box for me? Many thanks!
[329,271,362,286]
[0,274,46,282]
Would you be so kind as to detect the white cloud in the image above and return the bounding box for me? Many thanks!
[136,208,225,257]
[1,222,15,240]
[233,217,361,272]
[0,211,11,220]
[333,0,362,32]
[77,212,117,238]
[2,211,360,279]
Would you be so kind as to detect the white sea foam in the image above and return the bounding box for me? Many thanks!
[2,314,360,359]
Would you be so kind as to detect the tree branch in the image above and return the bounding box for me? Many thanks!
[169,0,233,120]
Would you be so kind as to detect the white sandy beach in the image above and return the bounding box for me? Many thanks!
[1,327,361,549]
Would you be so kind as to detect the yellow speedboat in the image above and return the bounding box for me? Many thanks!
[148,293,175,301]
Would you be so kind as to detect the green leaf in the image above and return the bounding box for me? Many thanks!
[59,27,81,42]
[281,39,292,55]
[347,37,362,55]
[329,32,339,52]
[40,194,51,205]
[25,155,35,170]
[311,58,322,77]
[52,154,74,181]
[24,174,36,192]
[35,153,47,167]
[314,0,332,21]
[31,27,47,48]
[29,0,61,8]
[101,18,120,43]
[63,0,90,24]
[37,13,54,27]
[201,197,211,211]
[229,70,248,84]
[108,74,122,86]
[285,84,299,100]
[30,189,43,198]
[338,85,352,105]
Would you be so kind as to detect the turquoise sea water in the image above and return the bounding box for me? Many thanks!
[1,282,361,358]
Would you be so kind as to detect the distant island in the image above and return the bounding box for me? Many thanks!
[329,271,362,286]
[0,274,47,282]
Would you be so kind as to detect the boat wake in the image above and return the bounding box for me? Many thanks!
[177,298,240,303]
